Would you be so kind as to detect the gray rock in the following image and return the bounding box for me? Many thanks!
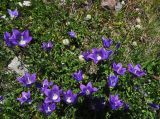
[8,56,28,75]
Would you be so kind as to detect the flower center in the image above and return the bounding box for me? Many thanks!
[19,40,26,45]
[47,107,51,112]
[23,95,27,99]
[27,77,32,84]
[66,97,72,103]
[86,89,90,95]
[52,94,58,100]
[97,55,102,60]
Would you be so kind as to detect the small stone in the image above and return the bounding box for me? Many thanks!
[85,14,92,20]
[135,24,142,29]
[23,1,31,6]
[115,2,122,12]
[62,39,70,45]
[8,56,28,75]
[132,41,137,46]
[136,17,141,23]
[79,55,85,62]
[121,1,125,5]
[101,0,117,9]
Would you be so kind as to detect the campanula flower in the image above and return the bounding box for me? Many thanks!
[4,32,13,47]
[4,29,32,47]
[42,41,53,51]
[39,102,56,115]
[63,89,77,104]
[128,64,146,77]
[115,42,121,50]
[108,75,119,88]
[41,79,53,93]
[12,29,32,47]
[68,31,76,38]
[102,36,113,48]
[7,9,18,18]
[17,91,31,104]
[88,48,112,64]
[17,72,36,87]
[82,50,91,61]
[148,103,160,110]
[109,94,123,110]
[113,63,126,75]
[44,85,61,103]
[72,70,83,82]
[80,82,98,95]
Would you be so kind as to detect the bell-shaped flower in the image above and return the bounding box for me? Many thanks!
[17,91,31,104]
[108,75,118,88]
[128,64,146,77]
[63,89,77,104]
[8,9,19,18]
[102,36,113,48]
[72,70,83,82]
[88,48,112,64]
[44,85,61,103]
[109,94,123,110]
[113,63,126,75]
[80,82,98,96]
[17,72,36,87]
[39,102,56,115]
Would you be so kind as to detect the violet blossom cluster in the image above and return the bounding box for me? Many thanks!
[2,9,150,116]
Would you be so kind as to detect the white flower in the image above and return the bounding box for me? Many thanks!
[63,39,70,45]
[23,1,31,6]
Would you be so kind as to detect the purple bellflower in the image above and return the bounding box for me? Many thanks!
[12,29,32,47]
[17,91,31,104]
[41,79,53,93]
[108,75,119,88]
[128,64,146,77]
[4,29,32,47]
[109,94,123,110]
[115,41,121,50]
[82,50,91,61]
[42,41,53,51]
[0,96,3,101]
[17,72,36,87]
[44,85,61,103]
[8,9,18,18]
[72,70,83,82]
[80,82,98,96]
[39,102,56,115]
[102,36,113,48]
[68,31,76,38]
[4,32,14,47]
[113,63,126,75]
[88,48,112,64]
[148,103,160,110]
[63,89,77,104]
